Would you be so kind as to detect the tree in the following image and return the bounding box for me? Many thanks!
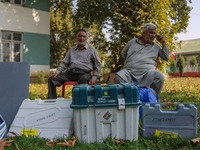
[50,0,75,68]
[190,56,197,66]
[73,0,114,28]
[50,0,192,72]
[72,1,109,74]
[74,0,192,72]
[86,23,110,75]
[177,54,186,77]
[170,59,176,72]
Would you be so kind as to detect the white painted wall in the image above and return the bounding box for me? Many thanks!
[0,3,50,35]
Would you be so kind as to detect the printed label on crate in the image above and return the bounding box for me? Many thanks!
[24,107,60,126]
[118,98,125,109]
[155,130,178,138]
[96,109,116,122]
[97,97,107,103]
[20,129,38,135]
[103,112,112,120]
[83,125,87,136]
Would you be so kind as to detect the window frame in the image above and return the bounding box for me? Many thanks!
[1,31,23,62]
[1,0,26,6]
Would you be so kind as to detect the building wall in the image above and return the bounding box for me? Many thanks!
[23,32,50,76]
[0,0,50,76]
[23,33,49,65]
[25,0,50,12]
[185,56,191,66]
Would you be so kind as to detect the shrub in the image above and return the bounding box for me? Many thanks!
[38,70,46,84]
[190,56,197,66]
[170,59,176,72]
[177,54,186,77]
[169,72,200,77]
[170,59,176,67]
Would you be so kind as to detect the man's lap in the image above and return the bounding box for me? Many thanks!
[50,70,91,86]
[116,68,164,86]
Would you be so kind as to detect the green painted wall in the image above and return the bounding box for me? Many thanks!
[0,0,50,12]
[23,32,50,65]
[25,0,50,12]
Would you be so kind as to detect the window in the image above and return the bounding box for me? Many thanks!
[2,0,26,6]
[1,31,23,62]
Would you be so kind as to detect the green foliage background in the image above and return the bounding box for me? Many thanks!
[50,0,192,73]
[190,56,197,66]
[177,54,186,76]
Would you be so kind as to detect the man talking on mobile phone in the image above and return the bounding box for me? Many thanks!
[114,23,169,97]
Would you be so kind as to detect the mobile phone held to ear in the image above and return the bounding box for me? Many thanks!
[156,35,162,41]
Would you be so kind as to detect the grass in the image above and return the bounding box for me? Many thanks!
[4,135,198,150]
[4,77,200,149]
[29,83,73,99]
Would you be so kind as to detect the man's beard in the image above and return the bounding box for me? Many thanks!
[145,37,154,43]
[78,41,86,46]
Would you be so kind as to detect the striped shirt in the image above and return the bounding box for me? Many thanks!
[56,44,101,81]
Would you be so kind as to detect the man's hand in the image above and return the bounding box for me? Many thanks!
[89,79,95,85]
[160,35,165,43]
[156,35,165,43]
[49,73,58,78]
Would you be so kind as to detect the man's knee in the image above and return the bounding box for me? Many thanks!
[114,75,121,84]
[114,69,132,84]
[155,71,165,82]
[48,75,63,86]
[79,74,91,84]
[150,71,165,96]
[114,74,127,84]
[48,76,54,83]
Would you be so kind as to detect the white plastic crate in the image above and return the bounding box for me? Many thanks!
[71,83,141,143]
[73,107,140,143]
[8,98,73,139]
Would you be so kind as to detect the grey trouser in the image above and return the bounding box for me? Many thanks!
[48,70,91,99]
[114,69,165,96]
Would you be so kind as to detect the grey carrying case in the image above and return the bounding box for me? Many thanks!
[141,103,197,138]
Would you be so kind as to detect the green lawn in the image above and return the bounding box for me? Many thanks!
[4,77,200,149]
[29,83,73,99]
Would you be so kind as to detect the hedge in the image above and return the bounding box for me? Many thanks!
[169,72,200,77]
